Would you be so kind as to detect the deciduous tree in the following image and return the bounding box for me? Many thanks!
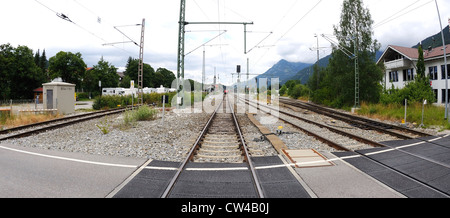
[83,57,119,95]
[48,51,87,89]
[0,44,46,99]
[313,0,383,107]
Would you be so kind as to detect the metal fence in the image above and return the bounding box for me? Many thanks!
[0,99,36,106]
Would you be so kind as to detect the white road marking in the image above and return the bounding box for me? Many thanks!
[0,145,137,168]
[2,135,447,171]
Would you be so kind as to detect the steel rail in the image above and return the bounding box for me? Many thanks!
[160,96,223,198]
[248,97,450,168]
[281,98,432,138]
[0,107,130,141]
[0,106,132,135]
[228,94,265,198]
[244,98,450,197]
[243,99,350,152]
[280,99,414,140]
[161,94,265,198]
[248,99,386,148]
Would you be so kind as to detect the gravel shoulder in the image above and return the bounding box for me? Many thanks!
[2,108,280,162]
[2,109,211,162]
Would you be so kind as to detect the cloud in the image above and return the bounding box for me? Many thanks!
[3,0,450,87]
[276,39,317,63]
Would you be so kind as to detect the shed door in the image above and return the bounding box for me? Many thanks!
[47,89,53,109]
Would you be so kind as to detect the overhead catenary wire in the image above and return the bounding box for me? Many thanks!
[113,25,140,46]
[186,30,228,56]
[193,0,211,21]
[34,0,135,55]
[34,0,106,42]
[251,0,323,69]
[373,0,434,29]
[73,0,101,23]
[246,32,273,54]
[70,0,141,52]
[273,0,323,45]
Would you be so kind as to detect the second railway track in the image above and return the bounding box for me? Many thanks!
[279,97,433,139]
[0,107,132,141]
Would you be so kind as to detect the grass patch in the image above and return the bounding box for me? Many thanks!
[134,105,158,121]
[119,106,159,130]
[96,118,111,135]
[357,102,449,130]
[1,113,63,129]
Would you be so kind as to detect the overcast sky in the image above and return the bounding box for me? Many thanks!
[1,0,449,86]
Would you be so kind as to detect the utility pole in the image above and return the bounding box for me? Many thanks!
[316,33,320,88]
[310,34,328,88]
[102,20,145,104]
[201,44,227,92]
[138,18,145,105]
[177,0,187,109]
[176,0,253,108]
[354,36,360,109]
[321,34,359,108]
[203,47,205,92]
[185,30,227,93]
[435,0,448,121]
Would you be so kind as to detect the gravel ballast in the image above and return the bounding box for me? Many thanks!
[3,110,211,162]
[2,108,279,162]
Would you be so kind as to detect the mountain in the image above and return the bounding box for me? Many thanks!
[289,50,383,84]
[290,54,331,84]
[255,59,311,85]
[284,27,449,85]
[412,25,450,49]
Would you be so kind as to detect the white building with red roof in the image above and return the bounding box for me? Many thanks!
[377,44,450,105]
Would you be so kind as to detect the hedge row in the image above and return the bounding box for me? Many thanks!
[92,93,177,110]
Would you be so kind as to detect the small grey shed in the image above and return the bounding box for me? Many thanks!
[43,81,76,115]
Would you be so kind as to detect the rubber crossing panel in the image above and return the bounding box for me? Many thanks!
[113,160,180,198]
[334,150,449,198]
[167,162,258,198]
[252,156,311,198]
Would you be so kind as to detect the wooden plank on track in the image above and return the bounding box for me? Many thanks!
[246,113,288,153]
[282,149,334,168]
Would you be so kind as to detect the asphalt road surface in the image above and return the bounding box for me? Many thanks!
[0,143,146,198]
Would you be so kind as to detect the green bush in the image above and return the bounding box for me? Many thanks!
[134,105,158,121]
[92,93,177,110]
[279,86,287,96]
[76,92,90,100]
[122,110,137,128]
[381,79,435,105]
[93,95,130,110]
[120,106,158,129]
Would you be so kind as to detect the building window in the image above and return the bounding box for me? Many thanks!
[434,89,438,103]
[389,71,399,82]
[442,89,450,104]
[441,64,450,79]
[403,68,414,81]
[429,66,438,80]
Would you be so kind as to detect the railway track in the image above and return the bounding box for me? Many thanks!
[243,97,383,151]
[242,95,450,197]
[195,98,243,163]
[279,97,432,139]
[161,94,264,198]
[0,106,132,141]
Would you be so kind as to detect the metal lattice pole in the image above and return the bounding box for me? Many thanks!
[138,18,145,105]
[355,38,360,108]
[176,0,186,109]
[435,0,448,121]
